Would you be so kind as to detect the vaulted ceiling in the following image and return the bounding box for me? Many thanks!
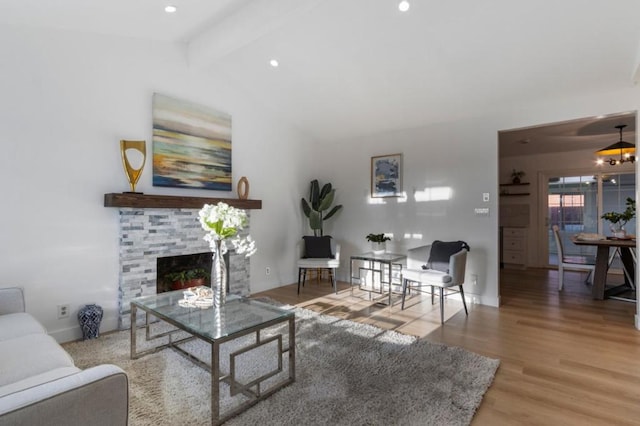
[2,0,640,144]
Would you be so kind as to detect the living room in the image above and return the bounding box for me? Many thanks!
[2,1,640,424]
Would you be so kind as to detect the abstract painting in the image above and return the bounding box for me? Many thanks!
[152,93,232,191]
[371,153,402,198]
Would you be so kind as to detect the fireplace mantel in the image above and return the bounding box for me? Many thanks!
[104,193,262,209]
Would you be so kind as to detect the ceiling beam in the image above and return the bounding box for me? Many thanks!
[187,0,322,69]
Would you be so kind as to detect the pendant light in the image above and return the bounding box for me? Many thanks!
[596,124,635,165]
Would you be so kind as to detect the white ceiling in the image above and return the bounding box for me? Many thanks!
[0,0,252,42]
[2,0,640,145]
[499,111,637,158]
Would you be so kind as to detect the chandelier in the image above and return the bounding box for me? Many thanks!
[596,124,635,165]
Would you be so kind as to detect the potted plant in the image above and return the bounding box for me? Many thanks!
[366,233,391,254]
[511,169,525,184]
[301,179,343,236]
[601,197,636,238]
[165,268,211,291]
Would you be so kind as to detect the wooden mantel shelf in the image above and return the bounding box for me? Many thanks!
[104,193,262,209]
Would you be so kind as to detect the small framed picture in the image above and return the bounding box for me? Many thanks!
[371,154,402,198]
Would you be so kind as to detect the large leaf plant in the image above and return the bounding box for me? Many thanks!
[301,179,343,236]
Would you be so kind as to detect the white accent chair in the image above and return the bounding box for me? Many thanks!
[297,239,340,294]
[401,244,469,324]
[552,225,595,291]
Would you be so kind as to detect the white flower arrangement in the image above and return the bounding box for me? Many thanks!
[198,202,256,256]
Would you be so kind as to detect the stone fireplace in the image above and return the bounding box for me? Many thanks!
[116,207,251,329]
[156,252,214,293]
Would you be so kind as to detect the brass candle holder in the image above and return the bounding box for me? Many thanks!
[120,140,146,193]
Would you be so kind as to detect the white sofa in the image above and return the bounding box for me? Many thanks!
[0,287,128,426]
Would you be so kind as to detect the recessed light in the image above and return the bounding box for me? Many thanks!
[269,59,279,68]
[398,1,410,12]
[165,5,177,13]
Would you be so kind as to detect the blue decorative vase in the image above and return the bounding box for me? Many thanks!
[78,304,103,340]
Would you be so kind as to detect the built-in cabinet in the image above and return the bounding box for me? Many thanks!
[501,227,527,268]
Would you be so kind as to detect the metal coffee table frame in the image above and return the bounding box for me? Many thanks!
[130,291,295,425]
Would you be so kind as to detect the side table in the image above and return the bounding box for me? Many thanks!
[350,252,406,306]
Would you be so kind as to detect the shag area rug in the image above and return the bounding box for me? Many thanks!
[64,306,499,426]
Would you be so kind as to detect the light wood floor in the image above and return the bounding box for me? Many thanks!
[254,268,640,425]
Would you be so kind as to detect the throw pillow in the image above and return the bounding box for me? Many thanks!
[303,236,333,258]
[423,240,470,273]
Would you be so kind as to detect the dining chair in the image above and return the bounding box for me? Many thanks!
[552,225,596,291]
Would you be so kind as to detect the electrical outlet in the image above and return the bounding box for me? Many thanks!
[265,267,271,276]
[57,304,70,319]
[471,274,478,286]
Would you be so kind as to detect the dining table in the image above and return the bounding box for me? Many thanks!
[571,236,636,300]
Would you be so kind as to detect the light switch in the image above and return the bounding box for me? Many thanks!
[482,193,490,202]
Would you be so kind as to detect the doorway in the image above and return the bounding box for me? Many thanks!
[498,111,637,307]
[545,172,636,268]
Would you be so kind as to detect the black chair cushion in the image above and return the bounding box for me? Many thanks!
[303,236,333,258]
[423,240,470,273]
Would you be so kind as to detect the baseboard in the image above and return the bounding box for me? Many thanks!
[49,326,82,343]
[50,317,119,344]
[432,290,499,308]
[467,294,499,308]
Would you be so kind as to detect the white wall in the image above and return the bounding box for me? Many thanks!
[309,119,500,307]
[307,88,640,310]
[0,25,311,342]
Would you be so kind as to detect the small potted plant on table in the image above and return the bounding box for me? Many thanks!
[366,233,391,254]
[601,197,636,238]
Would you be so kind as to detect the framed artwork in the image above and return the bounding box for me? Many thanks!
[152,93,232,191]
[371,153,402,198]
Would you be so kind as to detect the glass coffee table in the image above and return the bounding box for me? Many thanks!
[130,288,295,425]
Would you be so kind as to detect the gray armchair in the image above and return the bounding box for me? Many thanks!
[401,243,469,324]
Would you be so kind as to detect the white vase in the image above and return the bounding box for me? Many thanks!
[611,224,626,239]
[211,240,227,308]
[372,242,386,254]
